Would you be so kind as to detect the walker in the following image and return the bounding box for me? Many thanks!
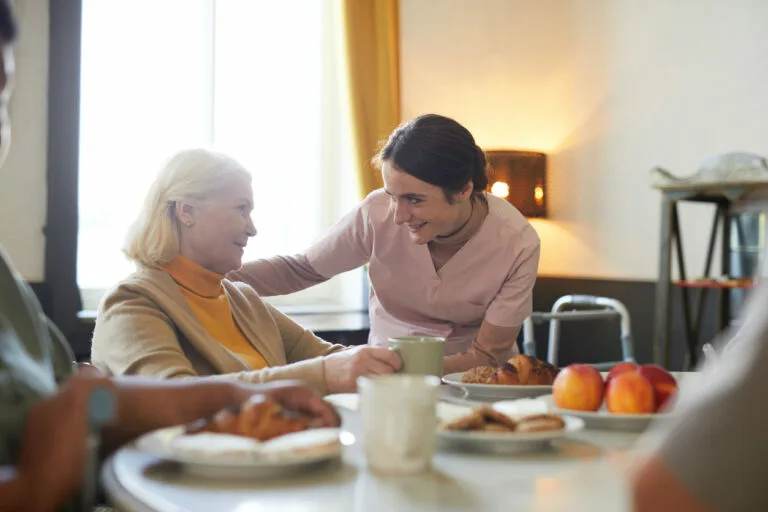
[522,295,636,370]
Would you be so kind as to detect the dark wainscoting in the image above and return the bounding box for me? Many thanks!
[29,276,724,370]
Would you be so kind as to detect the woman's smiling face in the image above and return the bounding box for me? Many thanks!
[382,160,473,245]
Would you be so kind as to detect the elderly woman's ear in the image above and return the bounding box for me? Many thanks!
[175,202,196,228]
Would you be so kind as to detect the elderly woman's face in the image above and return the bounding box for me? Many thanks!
[178,175,256,274]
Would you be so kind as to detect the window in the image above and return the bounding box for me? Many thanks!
[78,0,363,312]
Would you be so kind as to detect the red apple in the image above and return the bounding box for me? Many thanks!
[638,364,678,412]
[605,362,640,385]
[605,372,655,414]
[552,364,604,412]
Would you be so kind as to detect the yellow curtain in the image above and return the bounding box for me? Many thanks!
[341,0,401,197]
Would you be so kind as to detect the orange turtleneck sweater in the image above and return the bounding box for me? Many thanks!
[159,255,269,370]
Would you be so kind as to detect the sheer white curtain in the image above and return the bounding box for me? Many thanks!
[78,0,362,311]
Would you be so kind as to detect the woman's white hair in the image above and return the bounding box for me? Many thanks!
[124,148,251,267]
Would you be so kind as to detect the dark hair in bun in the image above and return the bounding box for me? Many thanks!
[374,114,488,201]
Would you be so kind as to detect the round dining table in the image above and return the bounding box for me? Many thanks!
[99,381,675,512]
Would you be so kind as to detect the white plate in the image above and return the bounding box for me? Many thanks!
[544,370,693,432]
[442,372,553,400]
[437,415,584,454]
[325,394,579,454]
[537,394,674,432]
[135,426,342,478]
[325,393,473,422]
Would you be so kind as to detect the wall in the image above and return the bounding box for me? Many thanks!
[0,0,47,280]
[400,0,768,280]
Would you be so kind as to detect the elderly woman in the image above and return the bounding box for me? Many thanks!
[91,149,400,394]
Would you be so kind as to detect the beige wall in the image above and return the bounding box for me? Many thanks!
[401,0,768,280]
[0,0,47,280]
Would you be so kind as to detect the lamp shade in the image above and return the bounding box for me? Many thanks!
[485,150,547,218]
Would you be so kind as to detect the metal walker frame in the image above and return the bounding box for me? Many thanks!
[522,295,636,370]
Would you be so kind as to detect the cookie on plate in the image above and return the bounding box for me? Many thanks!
[441,409,485,431]
[481,422,515,433]
[515,413,565,433]
[477,407,518,430]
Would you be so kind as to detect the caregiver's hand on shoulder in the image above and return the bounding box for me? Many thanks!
[323,346,402,393]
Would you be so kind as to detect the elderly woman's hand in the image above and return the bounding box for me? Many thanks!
[322,346,402,393]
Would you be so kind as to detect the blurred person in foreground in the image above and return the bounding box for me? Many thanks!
[631,279,768,511]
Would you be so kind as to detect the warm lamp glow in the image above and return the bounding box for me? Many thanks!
[490,181,510,198]
[485,150,547,218]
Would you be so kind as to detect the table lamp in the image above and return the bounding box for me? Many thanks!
[485,150,547,218]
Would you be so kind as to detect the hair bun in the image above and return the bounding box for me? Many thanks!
[374,114,488,197]
[473,146,489,192]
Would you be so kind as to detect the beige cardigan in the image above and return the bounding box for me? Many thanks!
[91,265,346,394]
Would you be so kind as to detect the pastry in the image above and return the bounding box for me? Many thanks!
[185,406,239,436]
[438,407,564,436]
[461,355,559,387]
[441,409,486,431]
[461,365,496,384]
[528,365,553,385]
[507,354,538,384]
[185,396,311,441]
[489,362,520,385]
[540,361,559,383]
[481,422,515,433]
[515,413,566,433]
[477,406,518,430]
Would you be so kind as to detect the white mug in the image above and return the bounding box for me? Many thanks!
[357,374,441,475]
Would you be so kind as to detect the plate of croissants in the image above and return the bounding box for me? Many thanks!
[135,396,343,478]
[442,355,558,400]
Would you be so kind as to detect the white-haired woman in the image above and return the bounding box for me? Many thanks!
[91,149,400,394]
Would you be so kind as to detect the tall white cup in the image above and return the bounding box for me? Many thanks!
[357,375,441,475]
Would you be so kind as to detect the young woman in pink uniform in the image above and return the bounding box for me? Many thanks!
[231,114,540,373]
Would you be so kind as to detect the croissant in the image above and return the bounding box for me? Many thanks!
[506,354,536,384]
[185,396,310,441]
[532,365,559,385]
[505,354,560,385]
[489,362,520,385]
[540,361,559,384]
[463,355,559,387]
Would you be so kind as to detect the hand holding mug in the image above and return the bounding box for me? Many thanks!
[388,336,445,376]
[323,346,402,393]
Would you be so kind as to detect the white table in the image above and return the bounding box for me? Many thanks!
[102,401,648,511]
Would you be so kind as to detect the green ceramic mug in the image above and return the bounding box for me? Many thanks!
[388,336,445,376]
